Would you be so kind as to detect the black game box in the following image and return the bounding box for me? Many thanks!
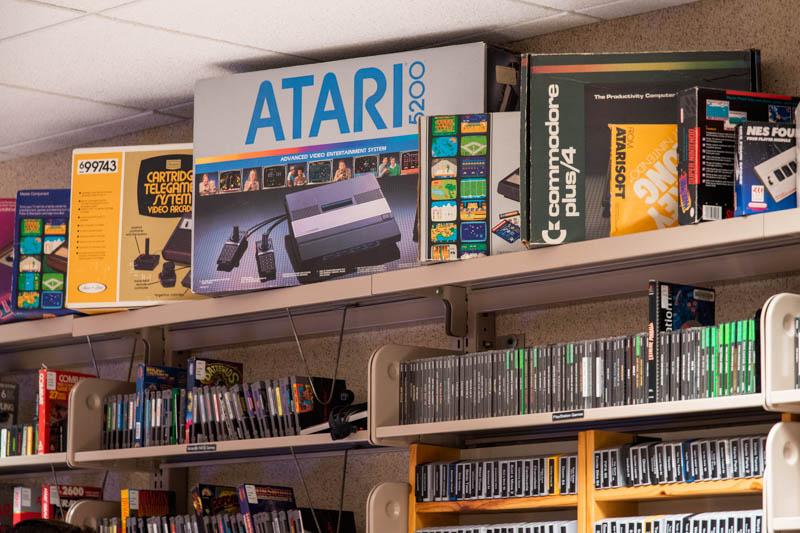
[677,88,800,224]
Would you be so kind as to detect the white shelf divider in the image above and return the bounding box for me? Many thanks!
[65,500,119,529]
[761,293,800,413]
[368,344,457,447]
[766,422,800,533]
[366,482,408,533]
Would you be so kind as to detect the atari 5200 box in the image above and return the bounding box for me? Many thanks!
[192,42,519,295]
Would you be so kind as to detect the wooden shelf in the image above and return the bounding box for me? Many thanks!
[593,478,763,502]
[416,494,578,514]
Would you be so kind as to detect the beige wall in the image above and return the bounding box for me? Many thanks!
[1,0,797,530]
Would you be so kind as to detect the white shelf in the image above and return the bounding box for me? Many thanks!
[0,452,68,476]
[2,210,800,361]
[72,430,373,471]
[375,394,766,442]
[772,517,800,531]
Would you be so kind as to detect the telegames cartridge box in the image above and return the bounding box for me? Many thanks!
[419,112,525,261]
[67,144,203,311]
[12,190,75,319]
[521,50,760,246]
[192,42,519,294]
[677,88,799,224]
[0,199,14,324]
[735,121,797,216]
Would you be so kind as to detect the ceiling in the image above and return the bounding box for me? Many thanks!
[0,0,698,162]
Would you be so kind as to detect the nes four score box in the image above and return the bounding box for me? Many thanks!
[192,42,519,294]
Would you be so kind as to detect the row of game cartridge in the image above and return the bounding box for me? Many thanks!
[417,520,577,533]
[594,435,766,489]
[103,374,347,449]
[593,511,762,533]
[99,509,304,533]
[415,454,577,502]
[399,319,757,425]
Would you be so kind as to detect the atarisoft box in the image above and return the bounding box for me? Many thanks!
[67,144,203,310]
[677,88,799,224]
[735,122,797,216]
[192,42,519,294]
[521,50,760,246]
[419,111,525,261]
[0,199,14,324]
[12,190,75,319]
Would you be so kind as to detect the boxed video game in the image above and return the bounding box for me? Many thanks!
[40,484,102,519]
[609,124,679,237]
[192,42,520,294]
[134,364,187,447]
[735,122,797,216]
[520,50,760,245]
[0,199,14,324]
[37,368,92,454]
[121,489,176,531]
[677,88,799,224]
[237,484,295,531]
[191,484,239,517]
[67,144,202,311]
[0,383,18,428]
[418,112,525,261]
[647,280,715,403]
[12,190,75,319]
[12,486,39,525]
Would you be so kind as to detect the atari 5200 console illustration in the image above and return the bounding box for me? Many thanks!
[285,175,400,265]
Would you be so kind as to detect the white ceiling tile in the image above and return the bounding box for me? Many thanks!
[34,0,138,13]
[0,111,181,156]
[104,0,558,59]
[159,101,193,119]
[0,15,293,109]
[0,0,81,39]
[576,0,697,19]
[482,12,599,42]
[0,84,139,146]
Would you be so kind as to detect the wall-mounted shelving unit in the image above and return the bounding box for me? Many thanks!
[65,378,376,472]
[2,210,800,364]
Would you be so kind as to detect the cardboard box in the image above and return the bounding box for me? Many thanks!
[41,485,102,519]
[419,111,525,261]
[676,88,799,224]
[37,369,92,454]
[12,190,75,319]
[67,144,203,310]
[0,199,14,324]
[735,121,797,216]
[192,42,519,294]
[521,50,760,245]
[12,486,40,525]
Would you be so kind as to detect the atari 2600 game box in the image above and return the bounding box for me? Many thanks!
[192,42,519,295]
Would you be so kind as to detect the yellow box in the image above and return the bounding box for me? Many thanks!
[609,124,679,237]
[67,144,203,310]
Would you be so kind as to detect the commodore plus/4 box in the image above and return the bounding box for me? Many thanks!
[192,42,519,294]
